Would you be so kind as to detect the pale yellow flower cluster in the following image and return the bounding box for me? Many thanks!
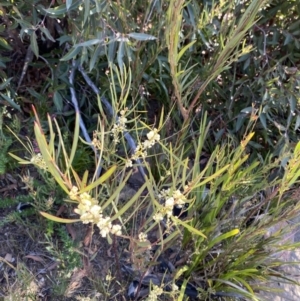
[145,285,163,301]
[127,128,160,167]
[70,187,122,237]
[153,188,187,222]
[111,109,128,144]
[138,232,148,242]
[91,131,102,150]
[30,153,47,170]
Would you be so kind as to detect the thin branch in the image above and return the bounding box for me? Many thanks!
[78,65,147,180]
[69,60,103,178]
[69,60,94,149]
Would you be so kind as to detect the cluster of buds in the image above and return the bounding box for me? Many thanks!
[69,187,122,238]
[30,153,47,170]
[153,188,187,222]
[126,128,160,167]
[145,285,163,301]
[91,131,102,150]
[111,109,128,144]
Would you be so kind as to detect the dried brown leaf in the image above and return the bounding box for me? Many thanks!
[64,268,88,297]
[66,223,77,240]
[24,255,45,263]
[83,225,93,247]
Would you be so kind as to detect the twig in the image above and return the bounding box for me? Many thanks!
[17,46,34,90]
[69,60,102,177]
[69,60,94,149]
[113,234,122,280]
[78,65,147,180]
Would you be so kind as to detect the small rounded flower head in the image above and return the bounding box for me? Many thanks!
[97,216,112,237]
[131,144,142,161]
[79,212,96,224]
[111,109,128,144]
[173,189,187,208]
[138,232,148,242]
[125,159,133,168]
[172,283,179,292]
[153,212,164,222]
[111,224,122,236]
[119,115,127,128]
[147,128,160,142]
[146,285,163,301]
[69,186,79,200]
[30,153,47,170]
[158,188,170,199]
[105,273,113,282]
[142,129,159,149]
[163,197,174,217]
[142,139,153,149]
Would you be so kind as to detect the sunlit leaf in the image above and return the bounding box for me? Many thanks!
[78,165,117,193]
[207,229,240,249]
[0,37,13,50]
[66,0,73,11]
[177,40,196,63]
[171,216,207,239]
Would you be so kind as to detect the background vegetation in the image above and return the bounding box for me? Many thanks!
[1,0,300,300]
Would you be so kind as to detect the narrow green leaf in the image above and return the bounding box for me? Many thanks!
[295,141,300,154]
[108,40,117,64]
[78,165,117,193]
[0,93,21,111]
[0,77,13,90]
[110,181,148,221]
[193,164,230,189]
[240,107,254,114]
[39,26,56,42]
[68,111,80,169]
[81,170,89,189]
[89,44,104,71]
[0,37,13,50]
[53,91,63,112]
[60,46,82,61]
[171,216,207,239]
[84,0,90,24]
[207,229,240,249]
[30,31,39,58]
[40,211,80,223]
[75,39,103,47]
[101,171,132,210]
[9,152,31,164]
[178,278,189,301]
[177,40,196,63]
[34,122,69,194]
[127,32,157,41]
[259,113,267,130]
[39,0,81,16]
[66,0,73,10]
[117,41,125,71]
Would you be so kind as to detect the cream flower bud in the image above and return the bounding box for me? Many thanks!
[69,186,79,200]
[111,224,122,236]
[165,197,175,207]
[147,128,160,142]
